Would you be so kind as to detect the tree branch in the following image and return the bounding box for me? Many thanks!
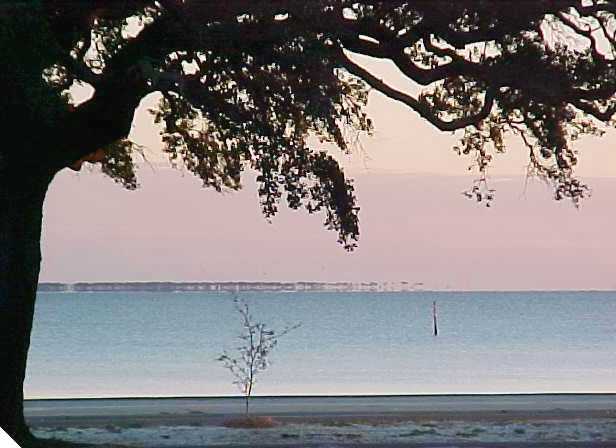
[572,99,616,121]
[336,50,495,132]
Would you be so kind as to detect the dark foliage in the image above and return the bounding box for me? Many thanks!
[4,1,616,442]
[4,1,616,240]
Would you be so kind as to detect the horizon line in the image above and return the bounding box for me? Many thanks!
[37,281,616,293]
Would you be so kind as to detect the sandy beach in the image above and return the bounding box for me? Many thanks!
[25,394,616,447]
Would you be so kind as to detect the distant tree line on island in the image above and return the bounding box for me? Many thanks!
[37,281,423,293]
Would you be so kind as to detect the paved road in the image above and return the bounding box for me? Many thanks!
[25,394,616,419]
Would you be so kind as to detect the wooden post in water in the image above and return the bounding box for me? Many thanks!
[432,300,438,336]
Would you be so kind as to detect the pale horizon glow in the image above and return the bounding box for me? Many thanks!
[41,59,616,290]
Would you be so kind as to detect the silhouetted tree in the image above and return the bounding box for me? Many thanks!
[3,1,616,442]
[217,297,299,415]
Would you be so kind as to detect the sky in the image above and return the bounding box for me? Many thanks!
[39,56,616,290]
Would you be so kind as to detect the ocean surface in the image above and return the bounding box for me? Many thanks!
[25,291,616,399]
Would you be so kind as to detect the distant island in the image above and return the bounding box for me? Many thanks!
[38,281,423,293]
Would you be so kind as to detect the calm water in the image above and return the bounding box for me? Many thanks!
[25,291,616,399]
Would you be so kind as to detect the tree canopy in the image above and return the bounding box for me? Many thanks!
[5,1,616,442]
[4,0,616,247]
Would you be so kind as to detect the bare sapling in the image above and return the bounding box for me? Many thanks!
[217,297,300,415]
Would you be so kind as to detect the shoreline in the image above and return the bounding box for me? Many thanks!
[26,393,616,416]
[26,391,616,401]
[26,394,616,424]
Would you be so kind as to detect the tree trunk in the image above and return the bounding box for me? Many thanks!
[0,170,53,443]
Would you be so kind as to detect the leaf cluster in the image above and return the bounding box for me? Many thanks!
[8,1,616,240]
[151,29,371,248]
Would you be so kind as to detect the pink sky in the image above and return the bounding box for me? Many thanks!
[41,57,616,290]
[41,167,616,290]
